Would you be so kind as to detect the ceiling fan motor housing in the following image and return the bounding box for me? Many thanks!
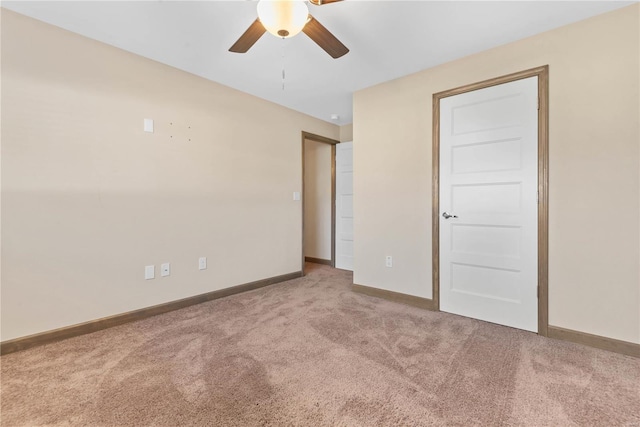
[257,0,309,39]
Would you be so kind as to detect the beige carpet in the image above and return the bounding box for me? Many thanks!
[1,263,639,426]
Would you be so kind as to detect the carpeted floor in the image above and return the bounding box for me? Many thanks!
[1,263,639,426]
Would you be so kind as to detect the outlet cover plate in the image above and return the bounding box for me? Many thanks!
[161,262,170,277]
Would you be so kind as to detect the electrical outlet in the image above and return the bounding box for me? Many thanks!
[199,257,207,270]
[145,265,155,280]
[161,262,170,277]
[385,256,393,268]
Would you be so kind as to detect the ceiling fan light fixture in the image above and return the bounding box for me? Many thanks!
[257,0,309,38]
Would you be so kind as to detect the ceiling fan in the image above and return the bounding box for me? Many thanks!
[229,0,349,59]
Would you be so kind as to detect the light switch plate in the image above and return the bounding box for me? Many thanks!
[293,191,301,201]
[145,265,155,280]
[199,257,207,270]
[144,118,154,133]
[161,262,170,277]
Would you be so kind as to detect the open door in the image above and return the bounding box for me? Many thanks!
[335,141,354,271]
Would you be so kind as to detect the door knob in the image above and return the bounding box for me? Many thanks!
[442,212,458,219]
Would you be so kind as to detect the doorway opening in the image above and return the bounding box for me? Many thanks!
[432,66,549,335]
[301,131,339,274]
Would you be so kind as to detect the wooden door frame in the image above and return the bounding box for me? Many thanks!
[301,131,339,274]
[432,65,549,336]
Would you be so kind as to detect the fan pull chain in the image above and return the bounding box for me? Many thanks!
[281,37,286,91]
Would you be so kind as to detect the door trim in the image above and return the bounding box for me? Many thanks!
[301,131,339,274]
[432,65,549,336]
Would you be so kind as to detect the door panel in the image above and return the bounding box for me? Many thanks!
[452,138,522,174]
[451,225,521,258]
[452,182,522,214]
[335,141,354,271]
[450,263,521,303]
[452,93,524,134]
[439,77,538,332]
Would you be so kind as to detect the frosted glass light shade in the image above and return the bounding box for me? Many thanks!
[257,0,309,38]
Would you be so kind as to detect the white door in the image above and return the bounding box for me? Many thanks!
[335,141,354,271]
[439,77,538,332]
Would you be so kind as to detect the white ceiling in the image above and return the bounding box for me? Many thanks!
[3,1,633,125]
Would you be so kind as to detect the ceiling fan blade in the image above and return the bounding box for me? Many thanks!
[229,19,266,53]
[308,0,343,5]
[302,16,349,59]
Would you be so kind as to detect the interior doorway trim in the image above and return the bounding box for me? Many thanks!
[432,65,549,336]
[301,131,339,274]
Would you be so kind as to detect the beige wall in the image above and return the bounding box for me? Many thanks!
[340,124,353,143]
[304,140,332,260]
[0,10,339,341]
[0,7,3,313]
[354,5,640,344]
